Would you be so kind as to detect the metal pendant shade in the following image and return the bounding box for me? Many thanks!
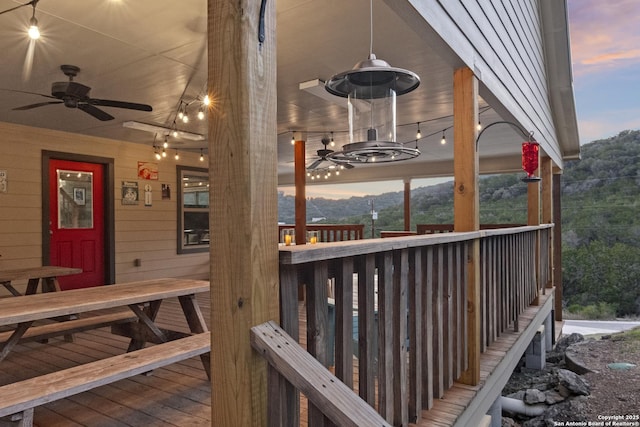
[325,54,420,99]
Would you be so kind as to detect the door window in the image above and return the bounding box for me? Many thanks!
[57,169,94,229]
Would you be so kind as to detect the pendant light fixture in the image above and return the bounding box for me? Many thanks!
[324,0,421,164]
[27,0,40,40]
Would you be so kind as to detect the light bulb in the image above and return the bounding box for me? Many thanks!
[291,134,295,145]
[440,131,446,145]
[162,148,167,158]
[416,123,421,139]
[197,108,205,120]
[155,152,161,160]
[163,137,169,148]
[28,19,40,40]
[199,149,204,161]
[178,110,184,120]
[477,121,482,131]
[203,95,210,106]
[330,132,335,147]
[174,150,180,160]
[182,113,189,123]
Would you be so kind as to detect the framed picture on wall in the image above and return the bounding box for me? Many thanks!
[73,187,86,205]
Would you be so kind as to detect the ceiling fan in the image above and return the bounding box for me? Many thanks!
[11,65,153,121]
[307,136,355,171]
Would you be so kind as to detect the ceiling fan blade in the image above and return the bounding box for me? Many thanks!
[307,159,323,170]
[78,103,115,121]
[1,88,58,100]
[13,101,63,110]
[90,98,153,112]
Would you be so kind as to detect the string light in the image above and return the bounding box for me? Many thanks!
[163,135,169,148]
[440,130,446,145]
[291,132,295,145]
[199,149,204,162]
[174,150,180,160]
[416,122,421,140]
[177,102,184,120]
[330,132,335,147]
[477,121,482,131]
[197,105,205,120]
[203,94,210,106]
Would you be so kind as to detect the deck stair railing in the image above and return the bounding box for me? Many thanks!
[259,225,552,426]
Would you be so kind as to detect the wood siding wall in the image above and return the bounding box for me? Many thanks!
[0,122,209,294]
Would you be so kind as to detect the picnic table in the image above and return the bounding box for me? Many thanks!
[0,277,211,426]
[0,277,210,369]
[0,266,82,296]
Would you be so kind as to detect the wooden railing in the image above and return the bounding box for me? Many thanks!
[269,225,552,426]
[416,223,526,234]
[278,224,364,243]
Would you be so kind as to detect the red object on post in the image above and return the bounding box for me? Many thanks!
[521,140,541,182]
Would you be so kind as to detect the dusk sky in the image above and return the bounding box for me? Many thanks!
[568,0,640,144]
[282,1,639,199]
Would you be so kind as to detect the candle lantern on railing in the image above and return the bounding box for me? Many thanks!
[521,134,541,182]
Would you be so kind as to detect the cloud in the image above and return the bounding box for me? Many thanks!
[568,0,640,75]
[577,112,640,144]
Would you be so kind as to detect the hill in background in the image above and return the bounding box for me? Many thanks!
[278,129,640,316]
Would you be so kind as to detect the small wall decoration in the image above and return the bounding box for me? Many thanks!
[144,184,152,206]
[73,187,86,205]
[138,161,158,180]
[122,181,139,205]
[0,170,7,193]
[161,184,171,200]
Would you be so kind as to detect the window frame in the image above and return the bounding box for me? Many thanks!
[177,165,210,254]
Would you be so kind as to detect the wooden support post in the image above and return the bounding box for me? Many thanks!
[404,179,411,231]
[541,157,553,289]
[295,139,307,245]
[208,1,279,425]
[452,67,480,386]
[528,161,541,304]
[553,171,563,321]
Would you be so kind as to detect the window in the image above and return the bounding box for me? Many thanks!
[177,166,209,254]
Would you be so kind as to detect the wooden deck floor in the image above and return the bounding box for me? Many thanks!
[0,294,212,427]
[1,289,556,426]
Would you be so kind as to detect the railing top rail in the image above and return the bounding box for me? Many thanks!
[279,231,480,265]
[479,223,553,237]
[279,224,553,265]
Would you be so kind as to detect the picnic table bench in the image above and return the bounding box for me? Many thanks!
[0,278,211,427]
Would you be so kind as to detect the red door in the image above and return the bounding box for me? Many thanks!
[49,159,105,290]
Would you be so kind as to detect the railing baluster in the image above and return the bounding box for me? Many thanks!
[306,260,330,426]
[393,249,409,426]
[408,247,423,422]
[333,257,354,388]
[432,245,444,399]
[356,253,376,406]
[377,251,394,421]
[422,246,434,409]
